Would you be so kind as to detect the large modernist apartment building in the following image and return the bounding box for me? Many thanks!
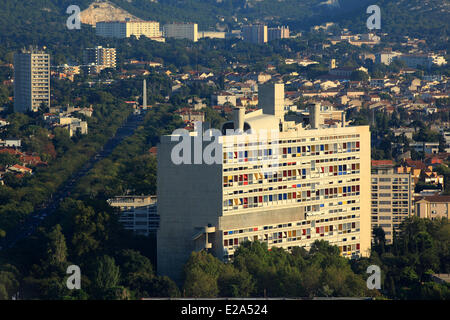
[96,20,164,41]
[371,160,414,244]
[157,82,371,282]
[14,49,50,113]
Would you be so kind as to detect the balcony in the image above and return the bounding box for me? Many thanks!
[192,225,216,252]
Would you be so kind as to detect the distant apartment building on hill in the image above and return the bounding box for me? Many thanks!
[242,25,268,44]
[268,26,290,41]
[375,51,402,65]
[163,23,198,42]
[96,20,164,41]
[198,31,226,39]
[398,54,447,69]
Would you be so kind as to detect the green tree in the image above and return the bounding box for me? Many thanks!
[183,251,226,297]
[92,255,121,298]
[217,264,255,297]
[373,227,386,255]
[0,153,18,167]
[0,265,20,300]
[350,70,369,81]
[45,224,67,269]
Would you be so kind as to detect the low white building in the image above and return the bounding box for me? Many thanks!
[212,92,237,106]
[0,119,9,127]
[0,138,21,148]
[59,117,88,137]
[398,54,447,69]
[198,31,226,39]
[410,142,440,154]
[375,51,402,65]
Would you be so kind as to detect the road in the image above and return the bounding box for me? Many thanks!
[0,110,146,251]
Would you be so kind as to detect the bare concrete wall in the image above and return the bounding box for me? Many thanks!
[157,135,222,283]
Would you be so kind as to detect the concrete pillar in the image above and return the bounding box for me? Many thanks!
[310,103,321,129]
[143,79,147,108]
[233,106,245,132]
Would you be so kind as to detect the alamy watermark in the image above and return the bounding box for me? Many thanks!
[366,5,381,30]
[66,5,81,30]
[366,265,381,289]
[66,265,81,290]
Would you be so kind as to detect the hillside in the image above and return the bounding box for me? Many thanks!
[336,0,450,40]
[80,1,140,26]
[111,0,449,33]
[0,0,447,35]
[0,0,447,65]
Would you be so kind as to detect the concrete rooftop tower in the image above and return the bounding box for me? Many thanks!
[258,82,285,119]
[309,103,321,129]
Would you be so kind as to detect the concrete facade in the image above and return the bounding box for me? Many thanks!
[96,21,163,40]
[371,160,414,244]
[415,196,450,220]
[163,23,198,42]
[108,195,158,236]
[268,26,290,41]
[83,46,117,69]
[259,82,284,118]
[14,49,50,113]
[375,52,402,65]
[242,25,268,44]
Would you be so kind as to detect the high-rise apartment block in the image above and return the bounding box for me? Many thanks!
[371,160,414,244]
[96,20,164,41]
[14,48,50,113]
[268,26,290,41]
[163,23,198,42]
[242,25,268,44]
[157,82,371,282]
[83,46,117,70]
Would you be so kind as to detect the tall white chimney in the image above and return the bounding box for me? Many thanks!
[143,79,147,108]
[310,103,321,129]
[233,106,245,133]
[341,111,346,127]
